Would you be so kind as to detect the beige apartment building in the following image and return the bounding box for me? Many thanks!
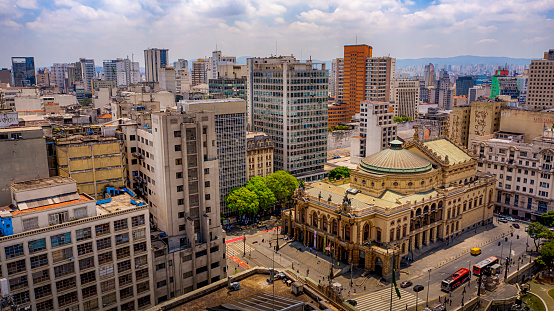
[471,129,554,220]
[0,177,153,311]
[526,50,554,109]
[56,135,126,199]
[247,132,274,179]
[448,100,506,148]
[121,109,225,304]
[391,79,420,119]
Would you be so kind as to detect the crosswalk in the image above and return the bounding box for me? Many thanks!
[353,287,419,311]
[226,241,254,256]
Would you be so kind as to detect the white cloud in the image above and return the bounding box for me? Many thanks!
[16,0,38,9]
[475,39,498,44]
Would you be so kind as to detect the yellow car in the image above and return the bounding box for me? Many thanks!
[470,247,481,256]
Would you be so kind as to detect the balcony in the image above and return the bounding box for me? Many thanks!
[132,152,144,159]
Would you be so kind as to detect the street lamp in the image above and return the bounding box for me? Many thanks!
[426,269,432,307]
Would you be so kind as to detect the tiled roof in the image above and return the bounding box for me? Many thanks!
[422,139,471,164]
[359,140,432,174]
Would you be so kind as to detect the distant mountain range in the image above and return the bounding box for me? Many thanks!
[396,55,535,67]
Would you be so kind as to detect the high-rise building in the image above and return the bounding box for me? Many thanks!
[330,58,343,101]
[191,59,209,86]
[343,45,372,118]
[159,67,176,93]
[247,56,328,181]
[79,58,95,93]
[247,132,274,179]
[209,50,236,79]
[174,59,188,71]
[67,62,83,90]
[144,48,169,83]
[11,57,35,87]
[526,49,554,109]
[36,68,50,87]
[0,176,154,311]
[0,127,50,206]
[391,80,420,119]
[434,74,453,110]
[423,63,435,87]
[121,110,225,303]
[179,99,247,216]
[455,76,475,96]
[0,68,11,84]
[351,101,397,164]
[51,63,70,92]
[115,58,140,87]
[103,59,120,82]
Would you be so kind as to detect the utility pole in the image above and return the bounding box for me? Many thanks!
[426,268,432,307]
[243,234,246,257]
[477,271,483,297]
[504,256,509,281]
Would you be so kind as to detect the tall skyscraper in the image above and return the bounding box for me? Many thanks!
[179,99,247,216]
[423,63,435,87]
[247,56,328,181]
[174,59,188,70]
[144,48,168,83]
[209,50,236,79]
[116,58,140,86]
[191,59,209,86]
[102,59,120,82]
[0,68,11,84]
[391,79,420,119]
[11,57,35,87]
[79,58,95,93]
[51,63,71,92]
[455,76,476,96]
[330,58,344,101]
[36,68,51,86]
[526,49,554,109]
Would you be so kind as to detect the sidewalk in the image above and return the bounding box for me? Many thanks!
[402,221,514,281]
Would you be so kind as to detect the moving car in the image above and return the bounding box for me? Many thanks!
[413,285,425,292]
[470,247,482,255]
[400,281,413,288]
[498,218,508,223]
[512,223,520,229]
[506,217,516,222]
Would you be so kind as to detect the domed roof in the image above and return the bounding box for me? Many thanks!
[359,140,433,174]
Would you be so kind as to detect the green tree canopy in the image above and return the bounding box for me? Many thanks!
[265,171,299,203]
[329,167,352,180]
[246,176,276,211]
[540,211,554,227]
[540,240,554,268]
[528,222,554,251]
[225,187,259,215]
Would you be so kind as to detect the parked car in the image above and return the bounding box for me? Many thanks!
[401,281,413,288]
[499,218,508,223]
[513,223,520,229]
[525,227,529,232]
[506,217,516,222]
[433,305,446,311]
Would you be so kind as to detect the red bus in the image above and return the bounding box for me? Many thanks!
[472,256,499,275]
[441,268,470,292]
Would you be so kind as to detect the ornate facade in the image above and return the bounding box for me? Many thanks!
[282,136,496,278]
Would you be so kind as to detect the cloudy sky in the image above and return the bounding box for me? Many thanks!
[1,0,553,67]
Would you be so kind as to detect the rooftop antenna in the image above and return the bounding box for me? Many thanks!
[275,41,278,57]
[356,35,358,45]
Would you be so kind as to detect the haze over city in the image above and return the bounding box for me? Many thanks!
[1,0,554,66]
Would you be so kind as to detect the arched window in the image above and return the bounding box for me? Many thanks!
[438,201,443,209]
[332,219,338,235]
[479,196,483,206]
[474,198,478,207]
[423,206,429,213]
[431,203,436,211]
[312,212,318,227]
[489,190,493,203]
[416,208,422,216]
[322,217,328,231]
[363,223,370,241]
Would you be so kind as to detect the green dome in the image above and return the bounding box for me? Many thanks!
[359,140,432,175]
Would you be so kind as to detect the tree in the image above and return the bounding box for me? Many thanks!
[246,176,276,211]
[265,171,299,203]
[528,222,554,252]
[81,97,92,106]
[329,167,352,180]
[540,240,554,268]
[225,187,259,216]
[540,210,554,227]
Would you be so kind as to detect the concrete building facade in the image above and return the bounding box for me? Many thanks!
[448,100,506,148]
[391,79,420,119]
[144,48,169,83]
[351,101,397,164]
[11,57,35,87]
[0,177,154,311]
[0,127,50,206]
[247,56,328,181]
[79,59,95,93]
[526,49,554,109]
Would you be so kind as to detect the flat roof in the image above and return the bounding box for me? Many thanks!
[0,126,42,133]
[4,194,92,216]
[11,176,75,192]
[219,292,304,311]
[96,191,146,213]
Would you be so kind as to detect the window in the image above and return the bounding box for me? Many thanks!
[98,251,113,265]
[102,293,116,307]
[205,181,210,187]
[132,215,145,227]
[175,158,182,165]
[196,266,208,274]
[76,228,92,241]
[156,263,166,271]
[32,269,49,284]
[58,291,78,307]
[136,268,149,280]
[79,257,94,271]
[12,291,29,306]
[174,130,181,137]
[99,265,114,278]
[117,260,131,273]
[73,207,87,219]
[205,194,211,200]
[135,255,148,267]
[48,211,69,225]
[133,228,146,240]
[80,271,96,285]
[52,247,73,263]
[36,299,53,311]
[129,135,136,141]
[137,281,149,294]
[5,244,24,259]
[116,247,130,260]
[7,260,26,275]
[120,286,134,300]
[175,144,182,151]
[34,284,51,299]
[119,273,133,287]
[157,280,167,288]
[178,198,184,205]
[77,242,93,256]
[51,232,71,247]
[9,275,28,291]
[205,168,210,174]
[22,217,39,231]
[28,238,46,253]
[134,241,147,253]
[97,237,111,250]
[114,219,128,231]
[101,279,115,292]
[116,233,130,245]
[54,263,75,278]
[177,185,184,192]
[95,223,110,236]
[138,295,151,308]
[183,271,192,278]
[176,172,183,179]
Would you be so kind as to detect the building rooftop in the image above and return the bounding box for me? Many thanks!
[11,176,75,192]
[96,187,146,213]
[55,134,119,145]
[0,126,42,133]
[359,140,433,175]
[246,131,269,138]
[2,194,92,216]
[420,139,471,164]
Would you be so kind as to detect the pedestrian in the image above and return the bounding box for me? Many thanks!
[297,269,299,274]
[307,269,309,276]
[319,280,321,285]
[262,238,264,243]
[364,285,366,291]
[316,251,318,258]
[450,300,452,306]
[348,291,350,296]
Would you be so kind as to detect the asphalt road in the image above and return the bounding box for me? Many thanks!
[405,222,531,308]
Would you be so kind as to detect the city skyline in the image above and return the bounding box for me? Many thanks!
[1,0,553,67]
